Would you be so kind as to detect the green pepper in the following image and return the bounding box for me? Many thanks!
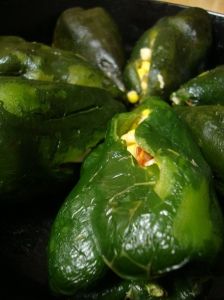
[91,98,222,279]
[171,65,224,106]
[124,7,212,103]
[52,7,125,93]
[174,105,224,197]
[0,76,125,202]
[0,36,120,97]
[48,98,223,294]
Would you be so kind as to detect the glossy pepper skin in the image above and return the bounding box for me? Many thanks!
[91,98,223,279]
[174,105,224,197]
[171,65,224,106]
[48,98,223,295]
[48,143,109,295]
[124,7,212,103]
[0,36,120,97]
[0,76,125,202]
[53,7,125,93]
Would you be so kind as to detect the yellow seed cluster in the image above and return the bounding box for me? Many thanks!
[121,109,151,160]
[127,47,152,104]
[137,47,151,92]
[140,47,152,61]
[121,129,137,158]
[127,90,139,104]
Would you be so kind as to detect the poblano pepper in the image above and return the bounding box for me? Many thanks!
[0,76,125,202]
[48,98,223,295]
[0,36,120,97]
[124,7,212,103]
[171,65,224,106]
[52,7,125,93]
[174,105,224,197]
[48,143,108,295]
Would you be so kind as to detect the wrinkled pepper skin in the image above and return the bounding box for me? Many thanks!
[91,98,223,279]
[174,105,224,197]
[0,76,125,202]
[124,8,212,102]
[48,98,223,295]
[171,65,224,106]
[0,36,120,97]
[48,144,108,295]
[53,7,125,93]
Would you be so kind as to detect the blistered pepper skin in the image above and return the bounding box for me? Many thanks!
[124,8,212,102]
[171,66,224,106]
[0,76,125,202]
[0,36,120,97]
[53,7,125,93]
[91,99,223,279]
[174,105,224,197]
[48,144,108,295]
[48,98,223,295]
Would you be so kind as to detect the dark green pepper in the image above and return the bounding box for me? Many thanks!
[171,65,224,106]
[0,76,125,202]
[53,7,125,93]
[174,105,224,197]
[48,143,108,295]
[124,7,212,103]
[0,36,120,97]
[48,98,223,294]
[91,98,222,279]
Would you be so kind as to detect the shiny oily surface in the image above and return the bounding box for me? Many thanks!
[170,65,224,106]
[92,98,222,278]
[0,36,119,97]
[53,6,125,92]
[48,98,223,295]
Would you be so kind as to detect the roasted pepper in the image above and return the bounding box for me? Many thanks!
[0,36,120,97]
[48,98,223,295]
[48,143,108,295]
[0,76,125,202]
[53,7,125,93]
[171,65,224,106]
[124,7,212,103]
[174,105,224,197]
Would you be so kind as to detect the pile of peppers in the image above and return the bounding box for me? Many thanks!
[0,4,224,300]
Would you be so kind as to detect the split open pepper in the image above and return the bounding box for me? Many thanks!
[124,7,212,103]
[48,97,223,295]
